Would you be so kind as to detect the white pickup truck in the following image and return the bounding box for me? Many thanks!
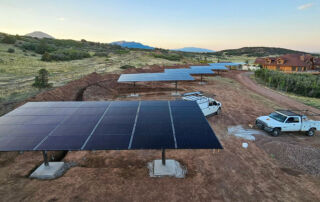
[255,110,320,137]
[182,92,222,116]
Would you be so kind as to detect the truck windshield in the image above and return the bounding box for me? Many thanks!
[269,112,287,122]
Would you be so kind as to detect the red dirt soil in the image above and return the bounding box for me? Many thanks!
[227,71,320,114]
[1,67,320,201]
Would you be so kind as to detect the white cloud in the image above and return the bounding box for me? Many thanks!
[297,3,314,10]
[58,17,65,21]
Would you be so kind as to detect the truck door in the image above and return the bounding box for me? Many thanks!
[209,101,219,112]
[283,116,300,132]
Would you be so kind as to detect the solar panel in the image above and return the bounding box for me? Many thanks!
[191,65,228,70]
[0,101,223,151]
[117,73,195,82]
[164,68,215,74]
[210,66,229,70]
[190,66,212,69]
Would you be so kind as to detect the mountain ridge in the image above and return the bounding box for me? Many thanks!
[173,47,215,53]
[110,41,154,50]
[25,31,54,39]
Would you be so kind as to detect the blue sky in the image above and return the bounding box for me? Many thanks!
[0,0,319,52]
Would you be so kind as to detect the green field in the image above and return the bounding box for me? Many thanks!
[0,42,193,115]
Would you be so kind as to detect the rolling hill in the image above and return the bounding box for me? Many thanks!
[211,47,309,57]
[25,31,54,39]
[110,41,154,50]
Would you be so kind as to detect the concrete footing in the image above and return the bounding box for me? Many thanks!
[198,82,207,85]
[148,159,186,178]
[171,92,181,96]
[30,162,66,180]
[127,93,139,97]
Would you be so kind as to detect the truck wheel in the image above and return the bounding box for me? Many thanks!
[216,108,221,115]
[271,128,281,137]
[306,128,316,137]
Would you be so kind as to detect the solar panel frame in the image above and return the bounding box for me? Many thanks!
[117,73,195,82]
[0,101,223,151]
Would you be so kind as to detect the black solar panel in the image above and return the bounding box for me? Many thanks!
[117,73,195,82]
[0,101,223,151]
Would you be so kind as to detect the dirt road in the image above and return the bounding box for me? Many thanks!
[229,71,320,114]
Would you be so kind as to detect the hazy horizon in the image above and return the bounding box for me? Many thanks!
[1,0,320,52]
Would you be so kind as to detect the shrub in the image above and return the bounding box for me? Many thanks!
[32,68,52,88]
[120,65,135,69]
[41,52,52,61]
[1,35,16,44]
[255,69,320,98]
[22,40,56,54]
[116,50,130,55]
[41,49,90,61]
[35,40,56,54]
[94,52,109,57]
[7,48,15,53]
[22,42,37,51]
[152,53,182,61]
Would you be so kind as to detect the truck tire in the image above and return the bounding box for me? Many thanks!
[306,128,316,137]
[271,128,281,137]
[216,108,221,115]
[255,120,264,129]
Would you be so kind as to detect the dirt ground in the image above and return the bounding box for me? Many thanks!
[1,67,320,201]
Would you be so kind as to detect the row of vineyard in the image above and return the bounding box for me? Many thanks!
[255,69,320,98]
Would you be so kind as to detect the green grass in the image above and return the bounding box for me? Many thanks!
[0,43,192,115]
[285,93,320,109]
[251,74,320,110]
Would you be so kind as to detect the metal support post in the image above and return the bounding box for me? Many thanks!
[42,151,49,167]
[162,148,166,165]
[175,81,178,94]
[133,82,136,95]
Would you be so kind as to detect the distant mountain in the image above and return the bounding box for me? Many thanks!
[110,41,154,50]
[25,31,54,39]
[173,47,215,53]
[213,47,309,57]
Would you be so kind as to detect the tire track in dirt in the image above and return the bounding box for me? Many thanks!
[228,71,320,115]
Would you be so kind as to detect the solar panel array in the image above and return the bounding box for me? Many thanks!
[190,65,229,71]
[118,73,195,82]
[164,68,215,74]
[0,101,223,151]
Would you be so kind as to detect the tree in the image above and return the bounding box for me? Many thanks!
[1,35,16,44]
[32,68,52,89]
